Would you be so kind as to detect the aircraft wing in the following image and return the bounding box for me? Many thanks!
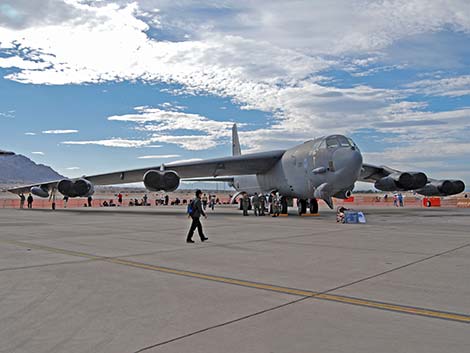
[8,150,285,195]
[359,163,465,196]
[358,163,399,183]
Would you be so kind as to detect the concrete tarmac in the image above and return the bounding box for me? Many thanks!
[0,206,469,353]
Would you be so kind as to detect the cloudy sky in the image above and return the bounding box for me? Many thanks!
[0,0,469,188]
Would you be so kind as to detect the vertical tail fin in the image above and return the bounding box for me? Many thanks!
[232,124,241,156]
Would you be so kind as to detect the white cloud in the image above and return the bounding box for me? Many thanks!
[62,138,151,148]
[42,129,79,134]
[24,132,36,135]
[149,134,221,150]
[108,106,236,150]
[61,105,238,150]
[362,140,470,178]
[406,75,470,97]
[31,151,44,155]
[142,0,470,54]
[0,56,49,70]
[138,154,180,159]
[0,111,14,118]
[157,102,187,111]
[365,142,470,164]
[66,166,80,170]
[0,2,467,145]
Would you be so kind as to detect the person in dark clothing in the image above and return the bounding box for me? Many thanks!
[164,194,169,205]
[186,189,208,243]
[242,193,250,216]
[202,193,208,210]
[87,196,93,207]
[19,193,25,209]
[259,194,266,216]
[27,194,33,209]
[268,192,274,214]
[252,193,260,216]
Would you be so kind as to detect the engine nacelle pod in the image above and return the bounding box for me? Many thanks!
[375,172,427,191]
[143,170,180,192]
[30,186,49,198]
[417,179,465,196]
[58,178,95,198]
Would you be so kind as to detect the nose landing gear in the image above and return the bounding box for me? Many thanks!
[298,199,307,215]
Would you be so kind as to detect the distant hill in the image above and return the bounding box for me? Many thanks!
[0,152,64,184]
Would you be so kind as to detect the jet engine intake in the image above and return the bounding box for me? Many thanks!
[374,172,427,191]
[143,170,180,192]
[333,188,353,199]
[417,179,465,196]
[58,178,94,197]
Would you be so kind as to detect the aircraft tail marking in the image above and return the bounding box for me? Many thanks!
[232,123,242,156]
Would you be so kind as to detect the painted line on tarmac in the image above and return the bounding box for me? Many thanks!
[3,239,470,324]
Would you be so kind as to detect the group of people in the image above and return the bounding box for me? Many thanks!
[19,193,33,209]
[392,193,404,207]
[241,192,283,217]
[102,199,116,207]
[201,193,218,211]
[128,195,148,206]
[382,193,405,207]
[154,194,170,206]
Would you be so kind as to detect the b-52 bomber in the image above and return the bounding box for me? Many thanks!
[8,124,465,214]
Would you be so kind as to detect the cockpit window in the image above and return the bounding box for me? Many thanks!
[326,136,339,148]
[348,138,360,152]
[312,139,322,151]
[325,135,356,149]
[337,136,351,147]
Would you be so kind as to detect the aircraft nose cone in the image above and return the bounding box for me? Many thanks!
[332,148,363,183]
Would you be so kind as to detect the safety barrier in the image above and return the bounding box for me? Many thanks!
[457,199,470,208]
[0,197,232,209]
[1,196,468,209]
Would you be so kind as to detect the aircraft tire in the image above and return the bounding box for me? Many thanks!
[298,199,307,215]
[309,198,318,214]
[281,197,288,214]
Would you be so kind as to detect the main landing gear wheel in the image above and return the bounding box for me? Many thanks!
[309,198,318,214]
[281,197,288,214]
[298,199,307,215]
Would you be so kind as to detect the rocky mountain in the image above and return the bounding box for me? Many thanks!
[0,151,64,184]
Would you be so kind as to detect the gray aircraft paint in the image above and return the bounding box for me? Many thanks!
[231,135,362,204]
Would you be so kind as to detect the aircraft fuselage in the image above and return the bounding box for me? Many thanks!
[230,135,363,201]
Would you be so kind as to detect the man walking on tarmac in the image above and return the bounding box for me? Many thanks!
[186,189,209,243]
